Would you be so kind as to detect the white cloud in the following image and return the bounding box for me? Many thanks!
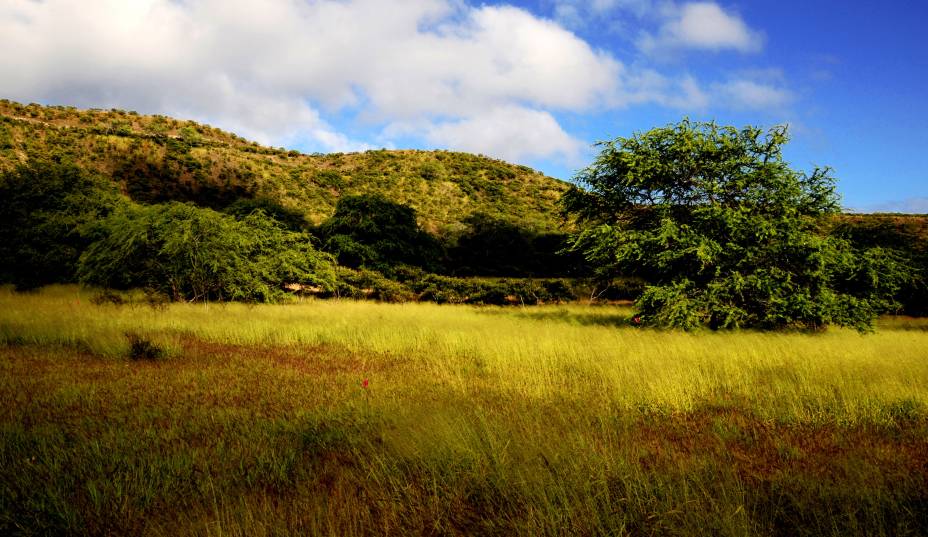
[712,78,793,109]
[422,106,584,163]
[0,0,636,162]
[0,0,786,164]
[639,2,763,55]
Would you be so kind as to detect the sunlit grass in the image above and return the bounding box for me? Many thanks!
[3,285,926,424]
[2,285,927,535]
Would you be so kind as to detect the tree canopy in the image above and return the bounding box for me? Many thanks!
[562,120,908,331]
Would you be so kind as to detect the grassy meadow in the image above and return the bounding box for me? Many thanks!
[2,285,927,536]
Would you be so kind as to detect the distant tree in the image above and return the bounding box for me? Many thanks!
[78,202,335,302]
[451,212,534,276]
[0,160,122,289]
[317,194,444,273]
[449,212,580,277]
[562,120,909,330]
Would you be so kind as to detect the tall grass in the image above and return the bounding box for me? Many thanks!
[2,286,927,535]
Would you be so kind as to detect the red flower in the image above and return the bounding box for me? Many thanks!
[632,316,642,325]
[362,378,369,389]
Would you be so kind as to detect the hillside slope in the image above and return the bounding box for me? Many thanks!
[0,100,569,236]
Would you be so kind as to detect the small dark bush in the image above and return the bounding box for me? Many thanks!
[126,332,164,360]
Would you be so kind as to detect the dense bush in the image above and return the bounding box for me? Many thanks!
[330,267,417,302]
[395,267,576,305]
[321,265,578,305]
[0,160,122,289]
[224,197,309,231]
[78,202,335,302]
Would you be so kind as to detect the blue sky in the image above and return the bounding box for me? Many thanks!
[1,0,925,212]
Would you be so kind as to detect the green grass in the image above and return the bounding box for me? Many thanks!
[2,286,927,536]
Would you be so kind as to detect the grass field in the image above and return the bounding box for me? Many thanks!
[2,286,927,536]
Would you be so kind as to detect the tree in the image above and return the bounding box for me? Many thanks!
[78,202,336,302]
[0,160,122,289]
[317,194,444,273]
[562,120,908,330]
[448,212,580,277]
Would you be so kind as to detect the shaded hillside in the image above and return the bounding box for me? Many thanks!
[0,100,568,237]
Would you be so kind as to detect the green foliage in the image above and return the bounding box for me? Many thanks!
[564,120,909,330]
[0,160,122,289]
[832,215,928,316]
[331,266,417,302]
[78,202,335,302]
[224,197,309,231]
[410,274,575,305]
[0,99,569,238]
[318,194,445,273]
[325,265,577,305]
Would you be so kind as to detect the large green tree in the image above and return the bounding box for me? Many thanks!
[562,120,908,330]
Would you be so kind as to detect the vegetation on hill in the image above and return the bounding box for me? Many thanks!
[0,99,568,236]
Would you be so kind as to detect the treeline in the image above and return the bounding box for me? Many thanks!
[1,157,925,314]
[0,159,587,304]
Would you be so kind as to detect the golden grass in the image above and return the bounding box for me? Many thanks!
[2,286,927,535]
[3,285,927,424]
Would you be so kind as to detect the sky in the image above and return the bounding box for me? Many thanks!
[1,0,925,212]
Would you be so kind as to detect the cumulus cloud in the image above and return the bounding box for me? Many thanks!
[423,106,584,163]
[639,2,763,55]
[0,0,787,163]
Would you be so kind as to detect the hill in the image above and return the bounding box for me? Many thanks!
[0,100,568,237]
